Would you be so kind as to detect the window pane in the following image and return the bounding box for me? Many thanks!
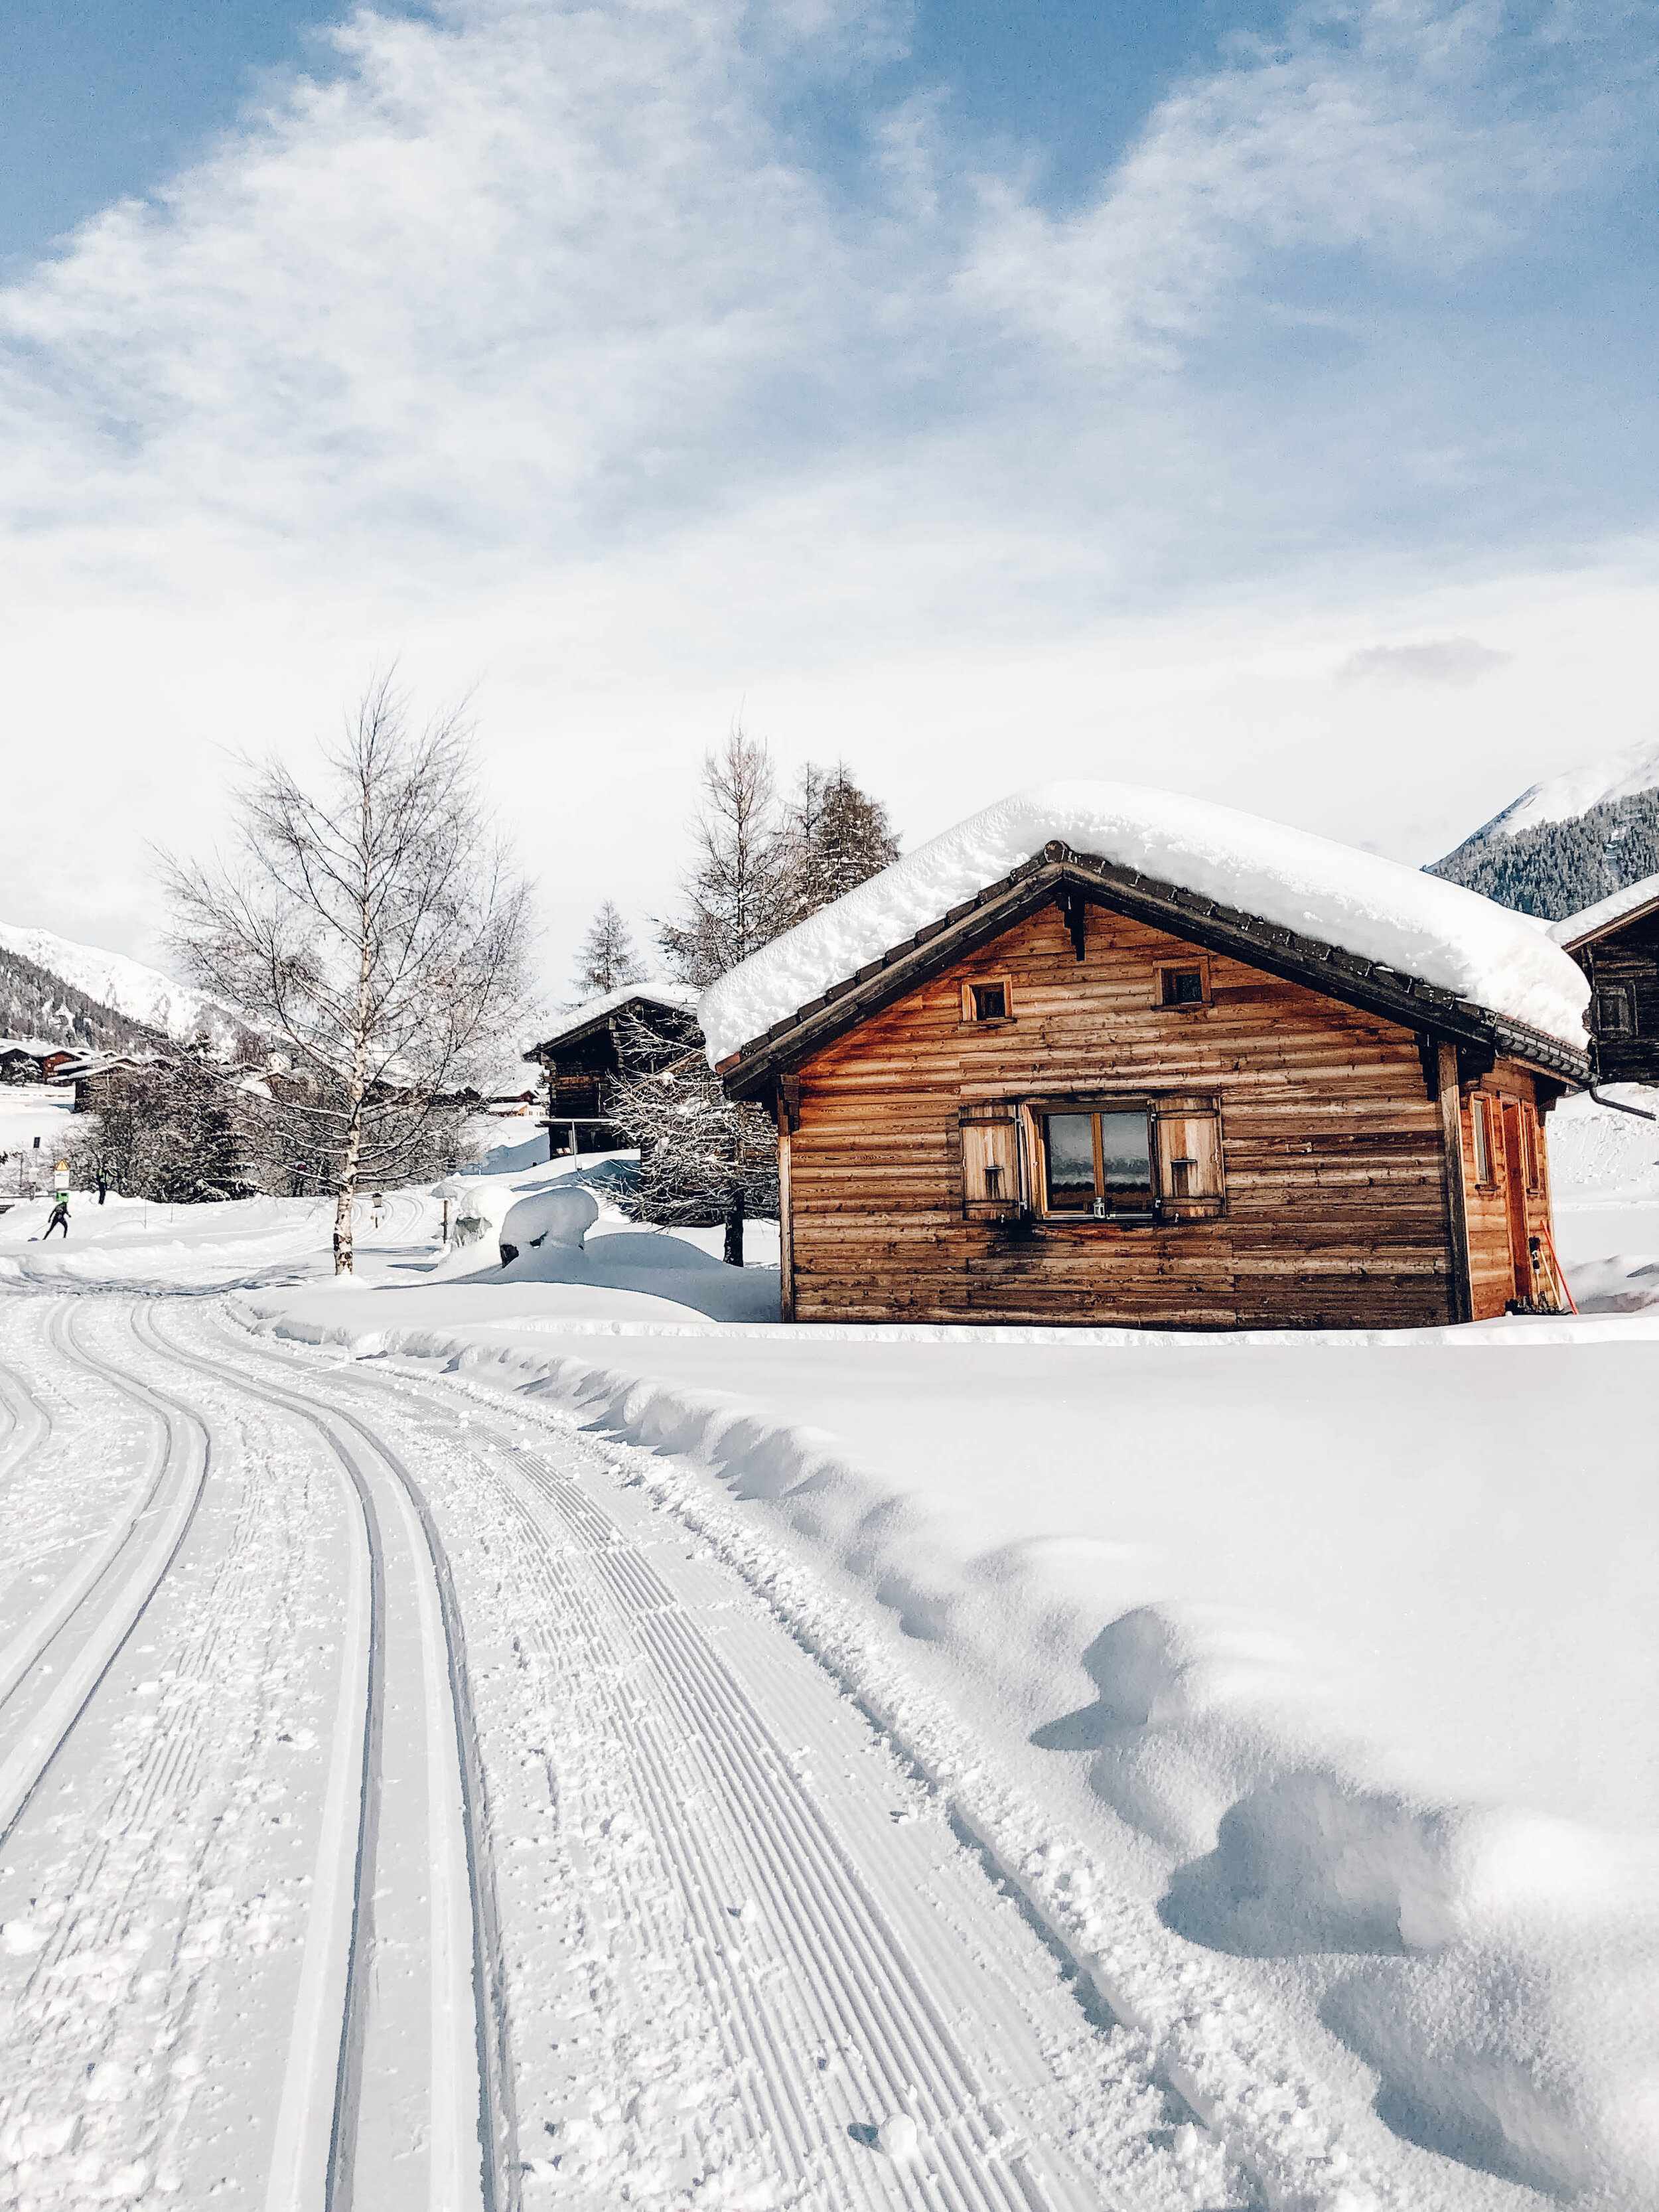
[1044,1114,1096,1206]
[1100,1110,1151,1187]
[972,982,1007,1021]
[1164,968,1204,1005]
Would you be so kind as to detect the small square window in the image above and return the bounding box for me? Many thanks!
[961,978,1013,1023]
[1155,960,1210,1009]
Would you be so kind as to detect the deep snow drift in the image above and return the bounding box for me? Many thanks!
[697,781,1592,1061]
[5,1121,1656,2203]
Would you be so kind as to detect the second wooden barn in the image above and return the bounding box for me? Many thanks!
[704,784,1592,1329]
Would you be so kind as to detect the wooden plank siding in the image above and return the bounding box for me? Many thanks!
[1457,1063,1557,1321]
[782,899,1544,1330]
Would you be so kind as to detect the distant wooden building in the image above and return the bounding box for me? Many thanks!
[1551,873,1659,1085]
[524,984,701,1157]
[711,803,1591,1330]
[0,1047,42,1085]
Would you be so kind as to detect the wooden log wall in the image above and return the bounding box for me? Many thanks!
[1575,909,1659,1084]
[1457,1061,1557,1321]
[782,900,1553,1330]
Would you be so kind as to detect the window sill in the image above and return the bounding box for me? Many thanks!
[956,1018,1017,1032]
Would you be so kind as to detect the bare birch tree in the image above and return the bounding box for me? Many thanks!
[162,676,531,1273]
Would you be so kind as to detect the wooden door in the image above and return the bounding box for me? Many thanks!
[1500,1100,1532,1303]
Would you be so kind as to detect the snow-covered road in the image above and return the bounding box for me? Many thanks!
[0,1284,1216,2210]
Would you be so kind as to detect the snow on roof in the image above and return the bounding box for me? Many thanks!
[526,980,701,1054]
[1550,869,1659,950]
[699,782,1592,1065]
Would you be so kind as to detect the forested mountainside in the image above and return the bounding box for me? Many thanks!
[1428,785,1659,921]
[0,944,169,1055]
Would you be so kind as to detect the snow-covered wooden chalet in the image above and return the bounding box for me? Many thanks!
[524,982,701,1159]
[703,784,1593,1329]
[1550,872,1659,1085]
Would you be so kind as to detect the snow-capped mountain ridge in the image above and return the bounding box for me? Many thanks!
[0,922,235,1045]
[1429,737,1659,921]
[1475,734,1659,839]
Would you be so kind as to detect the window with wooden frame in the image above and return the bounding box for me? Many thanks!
[1469,1094,1495,1186]
[960,976,1014,1025]
[959,1103,1022,1217]
[1024,1096,1224,1221]
[1522,1103,1543,1193]
[1594,984,1636,1036]
[1154,957,1210,1010]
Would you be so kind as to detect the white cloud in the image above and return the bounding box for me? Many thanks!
[1335,636,1514,688]
[0,0,1654,990]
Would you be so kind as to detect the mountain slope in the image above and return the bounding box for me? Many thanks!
[1428,739,1659,920]
[0,944,169,1057]
[0,922,233,1045]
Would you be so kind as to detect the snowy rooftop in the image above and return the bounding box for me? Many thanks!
[1549,870,1659,950]
[700,782,1592,1065]
[526,979,701,1055]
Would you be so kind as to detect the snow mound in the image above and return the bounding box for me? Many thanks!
[1481,734,1659,839]
[499,1187,599,1254]
[699,782,1591,1063]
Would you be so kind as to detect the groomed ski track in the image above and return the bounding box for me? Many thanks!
[0,1283,1214,2210]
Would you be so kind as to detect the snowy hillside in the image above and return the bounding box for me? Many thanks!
[0,921,236,1044]
[1479,733,1659,838]
[1429,737,1659,921]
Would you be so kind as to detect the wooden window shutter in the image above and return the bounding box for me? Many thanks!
[960,1104,1022,1218]
[1152,1097,1224,1218]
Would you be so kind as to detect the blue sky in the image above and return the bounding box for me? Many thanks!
[1,0,1656,978]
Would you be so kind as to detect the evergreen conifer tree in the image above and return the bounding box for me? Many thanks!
[782,761,900,926]
[573,900,644,999]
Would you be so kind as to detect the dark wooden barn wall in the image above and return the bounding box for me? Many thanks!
[1577,909,1659,1084]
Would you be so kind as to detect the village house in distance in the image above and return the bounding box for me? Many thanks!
[524,982,701,1157]
[1550,869,1659,1084]
[703,784,1593,1330]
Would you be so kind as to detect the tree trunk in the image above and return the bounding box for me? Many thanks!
[723,1185,745,1267]
[334,1106,364,1274]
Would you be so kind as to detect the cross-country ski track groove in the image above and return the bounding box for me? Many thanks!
[139,1302,517,2212]
[192,1303,1206,2212]
[0,1287,1230,2210]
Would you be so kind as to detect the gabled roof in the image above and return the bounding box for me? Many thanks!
[1550,871,1659,952]
[703,785,1591,1095]
[524,980,701,1061]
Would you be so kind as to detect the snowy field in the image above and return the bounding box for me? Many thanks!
[0,1107,1654,2208]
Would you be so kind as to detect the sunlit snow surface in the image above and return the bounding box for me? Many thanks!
[698,781,1593,1062]
[0,1129,1655,2206]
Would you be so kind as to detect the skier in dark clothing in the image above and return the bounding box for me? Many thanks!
[43,1195,69,1239]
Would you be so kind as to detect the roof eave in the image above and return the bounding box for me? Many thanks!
[1554,890,1659,954]
[717,844,1590,1094]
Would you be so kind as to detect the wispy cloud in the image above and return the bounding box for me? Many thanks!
[1336,636,1514,688]
[0,0,1654,966]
